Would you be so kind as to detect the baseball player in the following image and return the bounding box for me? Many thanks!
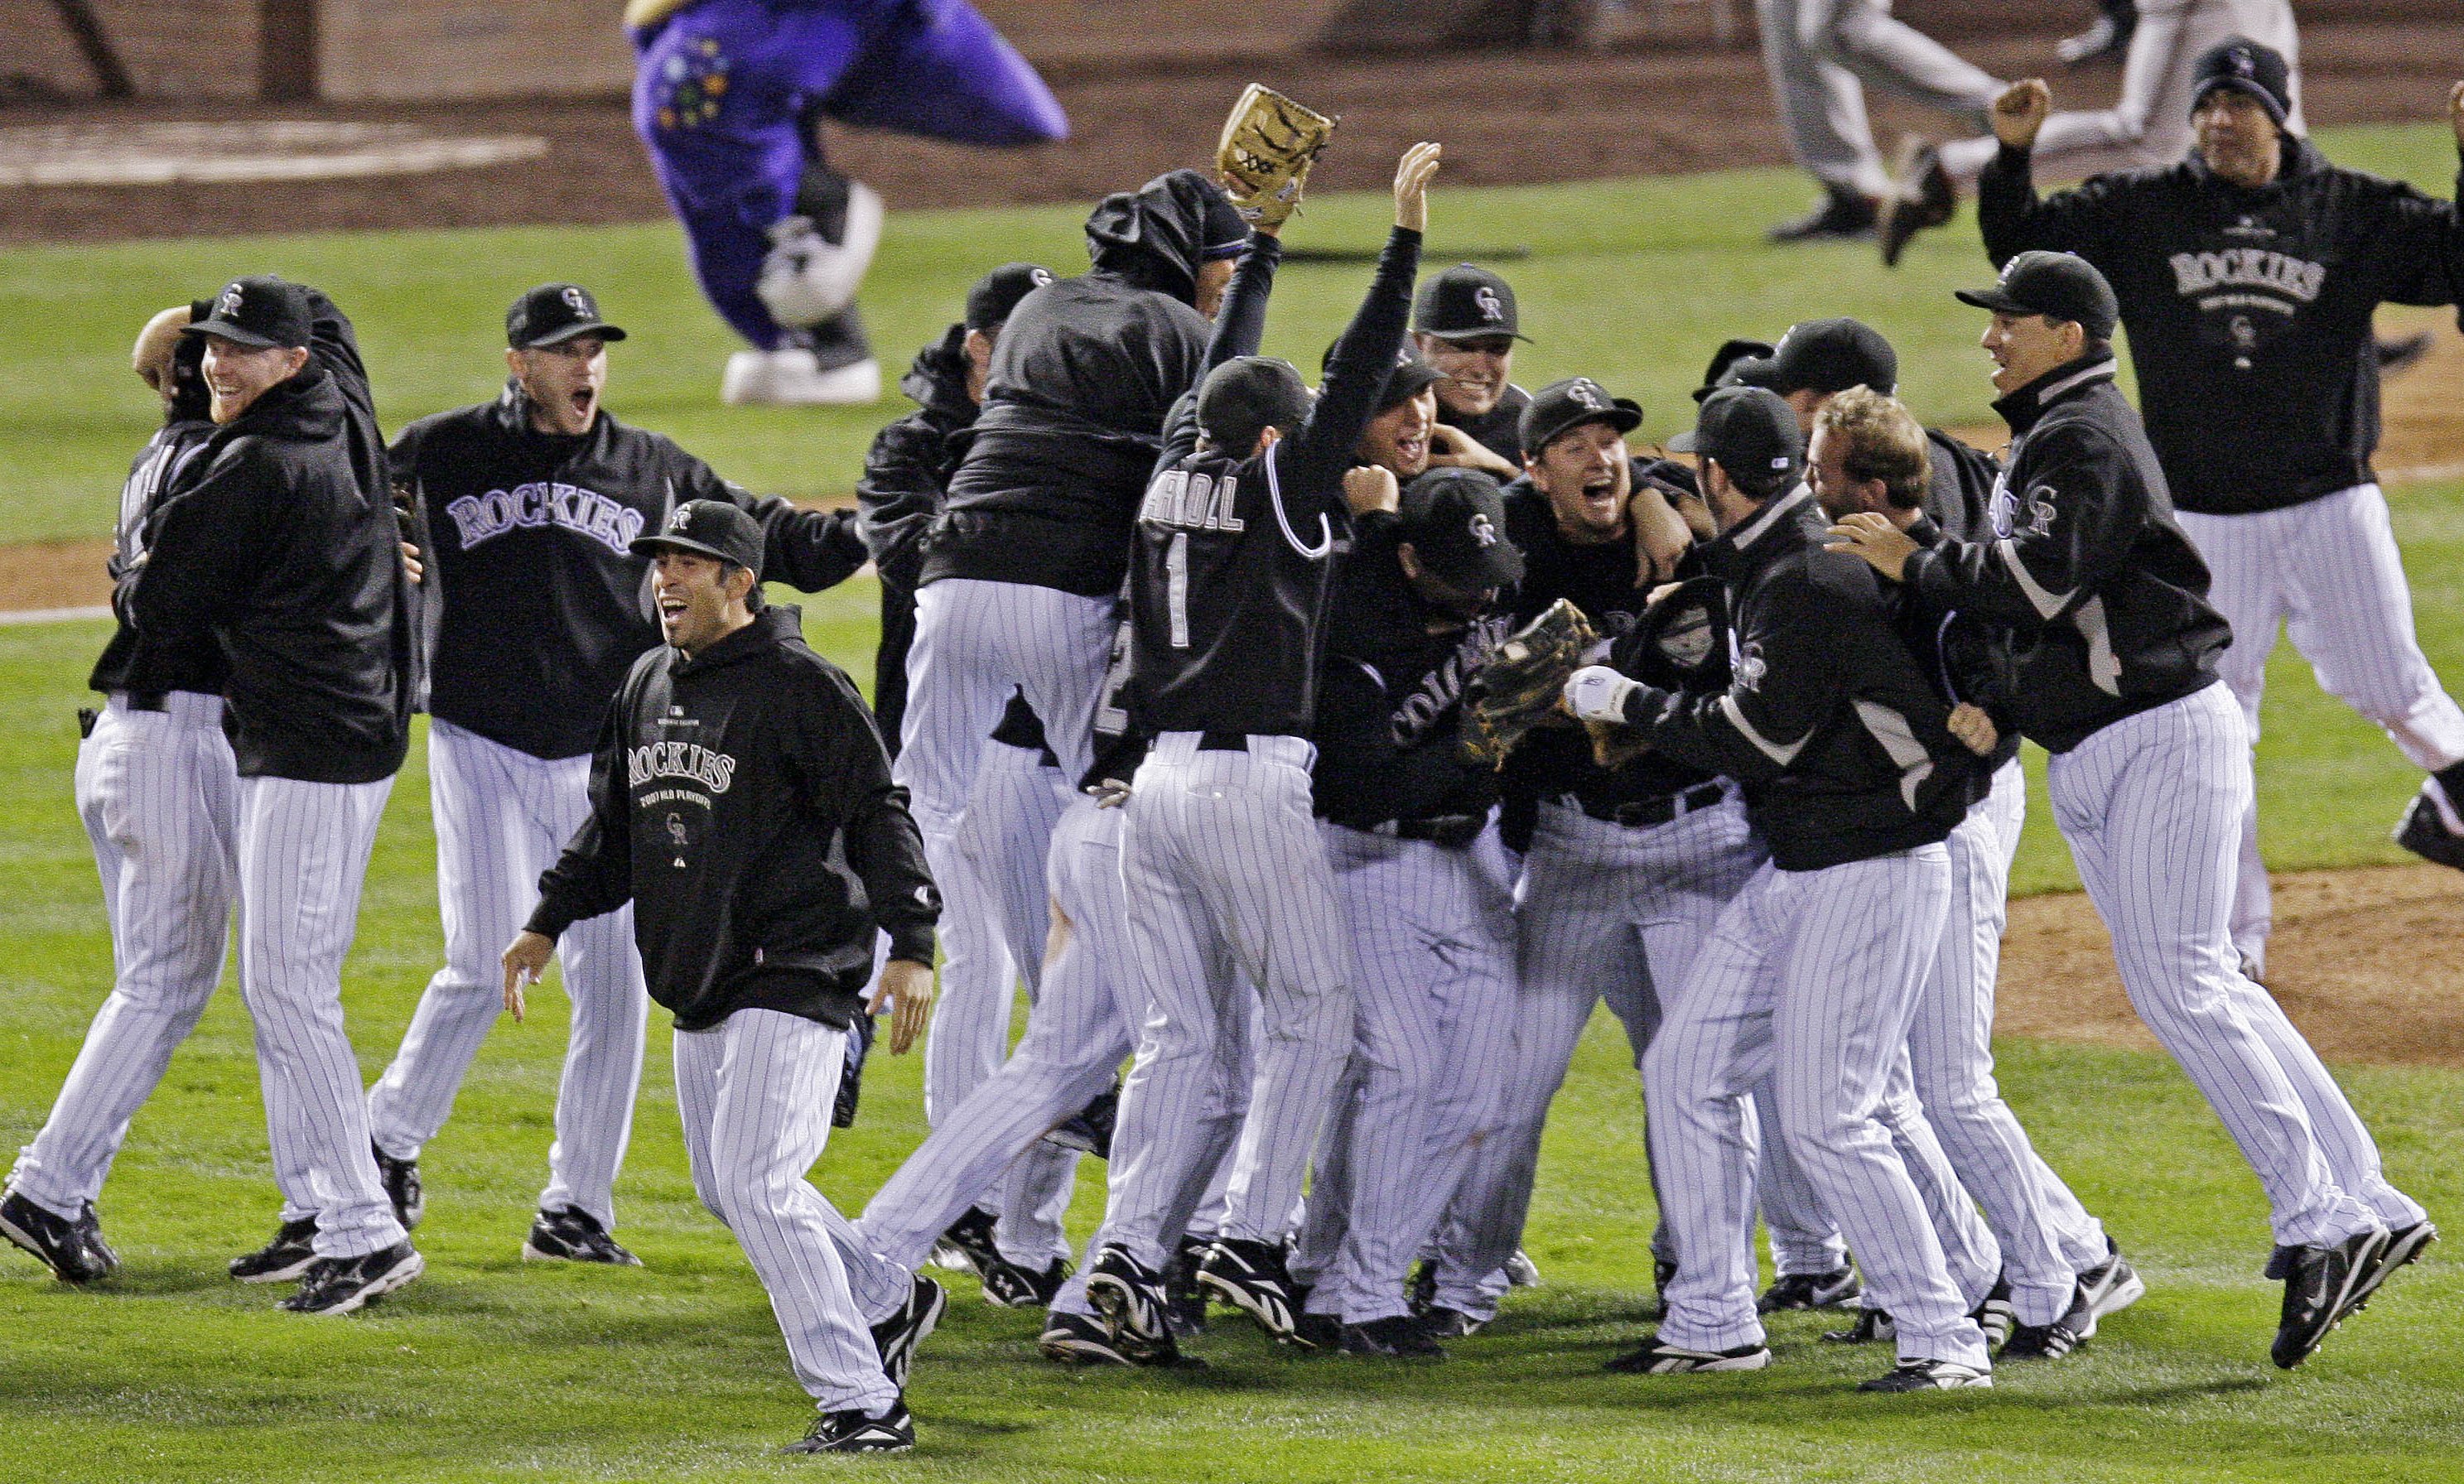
[111,277,421,1314]
[1754,0,2006,241]
[1970,45,2464,980]
[1827,249,2433,1369]
[1806,383,2138,1356]
[2,303,223,1284]
[857,262,1053,751]
[1412,263,1531,465]
[1285,465,1526,1359]
[626,0,1066,404]
[1416,376,1738,1333]
[505,499,943,1453]
[364,283,871,1266]
[1880,1,2302,263]
[1569,385,1996,1390]
[1083,142,1440,1357]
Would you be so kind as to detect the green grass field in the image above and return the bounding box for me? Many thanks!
[6,129,2464,1481]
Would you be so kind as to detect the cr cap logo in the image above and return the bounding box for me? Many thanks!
[1473,286,1505,321]
[216,283,244,318]
[668,505,693,532]
[1468,511,1499,547]
[1566,378,1605,411]
[1030,267,1054,288]
[2230,46,2254,75]
[561,286,592,316]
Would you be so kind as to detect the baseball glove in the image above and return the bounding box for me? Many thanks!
[1612,576,1731,695]
[1216,84,1338,229]
[1462,598,1598,769]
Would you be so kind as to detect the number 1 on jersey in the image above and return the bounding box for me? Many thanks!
[1166,531,1192,649]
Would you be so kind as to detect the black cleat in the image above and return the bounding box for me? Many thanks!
[1087,1245,1185,1365]
[783,1399,914,1455]
[1420,1304,1487,1338]
[1758,1267,1861,1313]
[980,1255,1070,1308]
[1342,1314,1445,1360]
[1858,1357,1992,1390]
[1768,187,1878,243]
[522,1207,641,1266]
[1197,1236,1304,1342]
[1165,1236,1210,1337]
[1970,1274,2015,1349]
[1605,1334,1772,1374]
[1822,1308,1895,1345]
[277,1241,424,1315]
[2076,1237,2147,1323]
[2341,1220,2437,1320]
[0,1190,110,1284]
[2394,793,2464,870]
[2000,1288,2095,1361]
[1039,1310,1132,1366]
[870,1274,947,1388]
[1044,1083,1118,1158]
[2056,8,2134,67]
[929,1206,1001,1277]
[1879,140,1955,268]
[229,1216,321,1284]
[371,1144,422,1231]
[1290,1309,1343,1352]
[2273,1227,2390,1369]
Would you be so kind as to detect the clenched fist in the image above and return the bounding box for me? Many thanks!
[1992,80,2052,151]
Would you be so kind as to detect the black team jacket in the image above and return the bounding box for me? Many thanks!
[527,605,939,1033]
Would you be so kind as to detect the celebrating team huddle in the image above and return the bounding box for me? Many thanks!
[12,33,2464,1459]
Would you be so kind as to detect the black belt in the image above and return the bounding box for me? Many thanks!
[1566,781,1726,831]
[1371,812,1485,848]
[124,691,167,711]
[1197,730,1249,752]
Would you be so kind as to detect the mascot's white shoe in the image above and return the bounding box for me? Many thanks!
[721,349,881,407]
[756,181,884,327]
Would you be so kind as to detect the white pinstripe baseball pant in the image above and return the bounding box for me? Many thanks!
[1292,824,1519,1325]
[366,720,648,1231]
[673,1008,905,1414]
[1096,733,1352,1270]
[11,694,249,1220]
[1758,0,2002,200]
[2050,682,2423,1247]
[1649,846,1991,1370]
[896,577,1115,831]
[1424,794,1763,1318]
[2177,485,2464,976]
[234,773,407,1260]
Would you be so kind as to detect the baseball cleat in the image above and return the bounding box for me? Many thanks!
[979,1255,1070,1309]
[1044,1083,1118,1159]
[930,1207,1002,1277]
[371,1144,422,1231]
[277,1241,424,1315]
[1290,1310,1344,1352]
[1196,1236,1305,1342]
[1971,1274,2015,1349]
[0,1190,110,1284]
[783,1399,914,1455]
[76,1203,120,1279]
[1341,1314,1446,1361]
[1878,139,1955,268]
[1767,187,1878,243]
[2076,1239,2146,1323]
[1419,1304,1487,1338]
[1087,1245,1182,1364]
[1506,1248,1544,1289]
[720,349,880,407]
[1822,1308,1896,1345]
[2000,1289,2095,1361]
[1758,1266,1862,1313]
[2394,793,2464,871]
[522,1207,642,1266]
[1165,1236,1210,1337]
[1858,1358,1992,1391]
[229,1216,321,1284]
[2341,1220,2437,1320]
[2271,1227,2389,1369]
[1604,1334,1772,1374]
[1039,1311,1133,1366]
[870,1274,947,1389]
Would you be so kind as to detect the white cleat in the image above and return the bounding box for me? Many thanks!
[755,180,884,327]
[721,349,882,407]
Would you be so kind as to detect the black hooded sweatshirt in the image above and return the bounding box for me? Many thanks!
[527,605,940,1033]
[90,305,219,700]
[856,325,976,592]
[120,292,413,784]
[924,169,1246,597]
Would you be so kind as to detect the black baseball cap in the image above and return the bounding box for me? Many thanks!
[1669,385,1805,484]
[1955,250,2120,340]
[1399,466,1525,592]
[1413,264,1530,343]
[1520,376,1642,455]
[1692,337,1775,402]
[185,275,312,350]
[964,263,1054,330]
[1198,355,1313,450]
[1323,338,1449,412]
[1731,317,1897,398]
[508,283,627,349]
[2190,36,2293,128]
[631,499,764,576]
